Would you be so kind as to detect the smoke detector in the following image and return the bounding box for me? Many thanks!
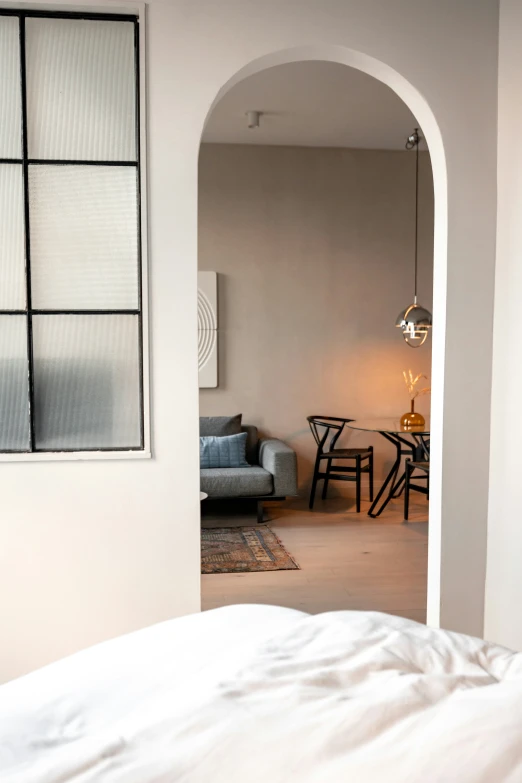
[246,110,261,129]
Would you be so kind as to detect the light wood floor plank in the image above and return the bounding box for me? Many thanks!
[201,495,428,622]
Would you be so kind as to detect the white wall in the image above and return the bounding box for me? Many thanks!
[199,143,433,496]
[0,0,498,681]
[485,0,522,649]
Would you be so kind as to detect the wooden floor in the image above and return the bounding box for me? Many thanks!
[201,494,428,623]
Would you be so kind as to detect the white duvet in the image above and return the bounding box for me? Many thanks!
[1,605,522,782]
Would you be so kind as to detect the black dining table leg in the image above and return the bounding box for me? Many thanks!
[367,432,417,518]
[392,472,406,498]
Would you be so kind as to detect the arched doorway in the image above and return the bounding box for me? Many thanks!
[198,46,446,626]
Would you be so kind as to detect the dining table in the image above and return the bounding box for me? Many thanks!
[347,418,430,518]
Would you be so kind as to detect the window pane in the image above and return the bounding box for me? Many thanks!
[26,18,136,161]
[0,316,30,451]
[29,165,139,310]
[0,16,22,158]
[0,165,26,310]
[33,315,141,450]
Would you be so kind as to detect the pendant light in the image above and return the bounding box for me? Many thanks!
[395,128,432,347]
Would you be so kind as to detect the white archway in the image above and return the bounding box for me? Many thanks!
[200,44,448,628]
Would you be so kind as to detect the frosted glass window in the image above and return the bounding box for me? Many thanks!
[26,18,136,161]
[0,316,30,451]
[0,17,22,158]
[29,165,139,310]
[0,165,26,310]
[0,11,145,456]
[33,315,141,450]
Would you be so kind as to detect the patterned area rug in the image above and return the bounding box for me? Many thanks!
[201,526,300,574]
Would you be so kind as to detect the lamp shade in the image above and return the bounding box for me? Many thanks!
[395,301,432,347]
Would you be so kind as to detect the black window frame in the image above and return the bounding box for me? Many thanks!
[0,8,145,454]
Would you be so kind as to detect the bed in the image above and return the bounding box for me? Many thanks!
[1,604,522,782]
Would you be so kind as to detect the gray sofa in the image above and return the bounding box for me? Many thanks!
[200,415,298,521]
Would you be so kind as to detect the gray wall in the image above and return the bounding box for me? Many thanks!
[199,143,434,499]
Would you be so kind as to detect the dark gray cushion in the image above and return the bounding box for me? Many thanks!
[241,425,259,464]
[199,414,242,437]
[200,433,249,468]
[200,467,273,498]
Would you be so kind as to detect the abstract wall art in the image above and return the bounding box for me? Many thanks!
[198,271,218,387]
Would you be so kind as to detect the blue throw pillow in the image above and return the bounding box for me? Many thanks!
[200,432,250,469]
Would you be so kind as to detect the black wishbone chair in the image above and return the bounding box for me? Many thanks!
[307,416,374,513]
[404,438,430,520]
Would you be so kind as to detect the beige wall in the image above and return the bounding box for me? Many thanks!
[199,144,434,498]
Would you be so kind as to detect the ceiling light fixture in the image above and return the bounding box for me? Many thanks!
[395,128,432,348]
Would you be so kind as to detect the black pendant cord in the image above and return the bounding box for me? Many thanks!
[19,15,36,452]
[414,128,419,302]
[398,127,431,346]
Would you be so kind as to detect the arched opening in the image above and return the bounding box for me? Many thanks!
[197,45,447,627]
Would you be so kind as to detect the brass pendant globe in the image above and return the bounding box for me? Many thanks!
[395,298,432,348]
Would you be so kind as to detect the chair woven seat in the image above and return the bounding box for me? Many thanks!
[322,448,372,459]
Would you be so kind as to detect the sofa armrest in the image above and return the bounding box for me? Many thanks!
[258,438,298,497]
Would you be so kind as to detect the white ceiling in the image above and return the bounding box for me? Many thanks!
[203,61,419,150]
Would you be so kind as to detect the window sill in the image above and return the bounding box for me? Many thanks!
[0,450,152,462]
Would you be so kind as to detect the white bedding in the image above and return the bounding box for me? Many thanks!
[2,604,522,782]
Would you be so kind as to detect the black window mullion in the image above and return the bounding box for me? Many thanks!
[30,309,141,316]
[0,9,137,22]
[19,15,36,453]
[28,159,138,167]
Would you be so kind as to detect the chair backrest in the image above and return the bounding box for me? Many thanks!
[307,416,354,455]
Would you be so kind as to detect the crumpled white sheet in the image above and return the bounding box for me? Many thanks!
[1,604,522,783]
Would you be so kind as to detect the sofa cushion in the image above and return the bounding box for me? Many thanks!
[200,414,242,437]
[200,433,249,469]
[200,467,273,498]
[241,425,259,464]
